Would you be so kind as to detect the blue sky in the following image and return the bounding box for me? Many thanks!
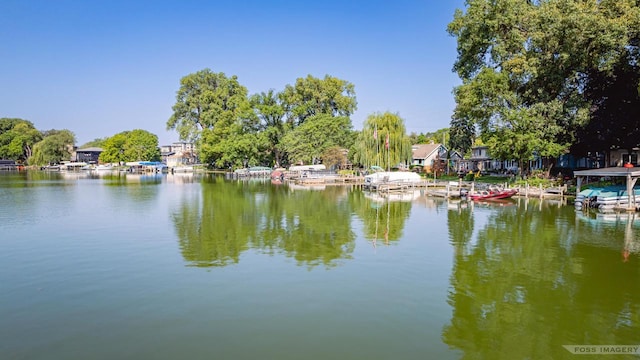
[1,0,464,146]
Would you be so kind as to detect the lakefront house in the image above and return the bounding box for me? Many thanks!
[411,143,462,174]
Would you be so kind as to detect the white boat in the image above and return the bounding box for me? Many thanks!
[575,188,603,209]
[247,166,272,176]
[363,171,422,190]
[288,164,326,172]
[365,189,421,202]
[95,164,114,171]
[41,165,60,171]
[172,165,194,173]
[139,161,168,173]
[234,166,272,177]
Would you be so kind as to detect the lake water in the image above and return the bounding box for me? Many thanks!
[1,171,639,359]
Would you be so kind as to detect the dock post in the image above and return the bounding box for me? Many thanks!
[626,172,638,212]
[539,183,543,199]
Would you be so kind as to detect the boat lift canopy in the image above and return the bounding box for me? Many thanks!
[574,167,640,211]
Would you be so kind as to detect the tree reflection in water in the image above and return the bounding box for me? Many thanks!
[172,177,357,268]
[443,199,640,359]
[352,191,412,246]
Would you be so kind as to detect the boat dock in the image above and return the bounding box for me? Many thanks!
[574,167,640,212]
[225,169,576,203]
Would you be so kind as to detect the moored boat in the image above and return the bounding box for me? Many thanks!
[468,186,518,201]
[363,171,421,190]
[95,164,114,171]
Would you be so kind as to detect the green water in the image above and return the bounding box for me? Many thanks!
[1,171,639,359]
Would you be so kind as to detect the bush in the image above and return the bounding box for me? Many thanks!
[513,177,557,188]
[338,170,356,176]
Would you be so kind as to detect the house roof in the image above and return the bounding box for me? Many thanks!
[412,144,444,160]
[574,167,640,177]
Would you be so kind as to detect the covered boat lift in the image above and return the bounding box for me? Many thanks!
[574,166,640,212]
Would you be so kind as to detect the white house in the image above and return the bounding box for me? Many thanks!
[161,142,198,165]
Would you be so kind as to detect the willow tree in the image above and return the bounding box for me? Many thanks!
[29,129,76,165]
[352,112,412,170]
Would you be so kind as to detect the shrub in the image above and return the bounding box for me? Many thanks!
[513,177,557,188]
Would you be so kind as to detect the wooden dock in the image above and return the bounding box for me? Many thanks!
[240,171,573,202]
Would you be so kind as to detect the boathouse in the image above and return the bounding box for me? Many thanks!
[574,165,640,212]
[73,147,103,164]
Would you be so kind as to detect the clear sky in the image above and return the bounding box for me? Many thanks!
[0,0,464,146]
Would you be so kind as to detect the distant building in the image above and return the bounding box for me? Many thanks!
[0,159,18,170]
[161,142,198,165]
[73,147,103,164]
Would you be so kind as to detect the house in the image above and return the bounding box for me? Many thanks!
[411,143,461,173]
[460,146,519,173]
[558,149,638,171]
[605,149,639,167]
[161,142,198,165]
[0,159,18,170]
[458,143,639,178]
[73,147,103,164]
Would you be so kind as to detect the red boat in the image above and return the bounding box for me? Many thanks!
[468,187,518,201]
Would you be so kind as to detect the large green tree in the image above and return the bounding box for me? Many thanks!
[167,70,360,169]
[573,53,640,156]
[199,126,263,169]
[167,69,252,142]
[99,129,160,163]
[279,114,353,165]
[0,118,42,162]
[351,112,412,170]
[250,89,287,167]
[29,129,76,165]
[280,74,357,125]
[449,116,475,157]
[79,137,107,149]
[448,0,640,169]
[99,132,128,164]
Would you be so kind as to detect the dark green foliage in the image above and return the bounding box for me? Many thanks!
[29,129,76,165]
[99,129,160,163]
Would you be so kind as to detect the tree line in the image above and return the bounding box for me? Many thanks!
[0,118,161,166]
[1,72,438,170]
[166,69,436,170]
[0,118,76,166]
